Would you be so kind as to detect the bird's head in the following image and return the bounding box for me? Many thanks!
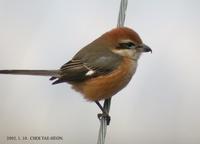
[102,27,152,61]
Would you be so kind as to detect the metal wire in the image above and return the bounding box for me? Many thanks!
[97,0,128,144]
[117,0,128,28]
[97,99,111,144]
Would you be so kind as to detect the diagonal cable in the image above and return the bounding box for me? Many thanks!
[97,0,128,144]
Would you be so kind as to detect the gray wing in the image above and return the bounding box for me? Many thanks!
[50,48,122,84]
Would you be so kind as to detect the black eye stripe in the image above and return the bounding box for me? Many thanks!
[117,42,136,49]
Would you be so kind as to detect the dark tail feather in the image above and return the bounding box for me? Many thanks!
[0,69,60,77]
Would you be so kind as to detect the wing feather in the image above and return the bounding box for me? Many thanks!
[51,47,123,84]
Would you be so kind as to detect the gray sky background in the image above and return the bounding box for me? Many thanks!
[0,0,200,144]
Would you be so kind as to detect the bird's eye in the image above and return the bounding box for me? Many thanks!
[126,42,135,47]
[118,42,136,49]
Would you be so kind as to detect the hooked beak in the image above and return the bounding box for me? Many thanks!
[137,44,152,53]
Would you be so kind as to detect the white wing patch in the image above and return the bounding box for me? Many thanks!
[86,70,95,76]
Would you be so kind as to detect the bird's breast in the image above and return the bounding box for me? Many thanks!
[72,57,137,101]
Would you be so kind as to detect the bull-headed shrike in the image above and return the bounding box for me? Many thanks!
[0,27,152,124]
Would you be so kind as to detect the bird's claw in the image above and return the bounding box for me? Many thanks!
[97,113,111,125]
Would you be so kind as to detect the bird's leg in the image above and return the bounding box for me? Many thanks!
[95,101,108,114]
[95,101,111,125]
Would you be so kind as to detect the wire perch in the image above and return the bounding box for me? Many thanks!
[97,0,128,144]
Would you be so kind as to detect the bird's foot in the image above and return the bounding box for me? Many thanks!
[97,113,111,125]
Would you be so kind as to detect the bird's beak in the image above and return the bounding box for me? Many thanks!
[137,44,152,53]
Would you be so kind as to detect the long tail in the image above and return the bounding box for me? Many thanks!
[0,69,60,77]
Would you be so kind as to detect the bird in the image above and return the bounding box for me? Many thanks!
[0,27,151,123]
